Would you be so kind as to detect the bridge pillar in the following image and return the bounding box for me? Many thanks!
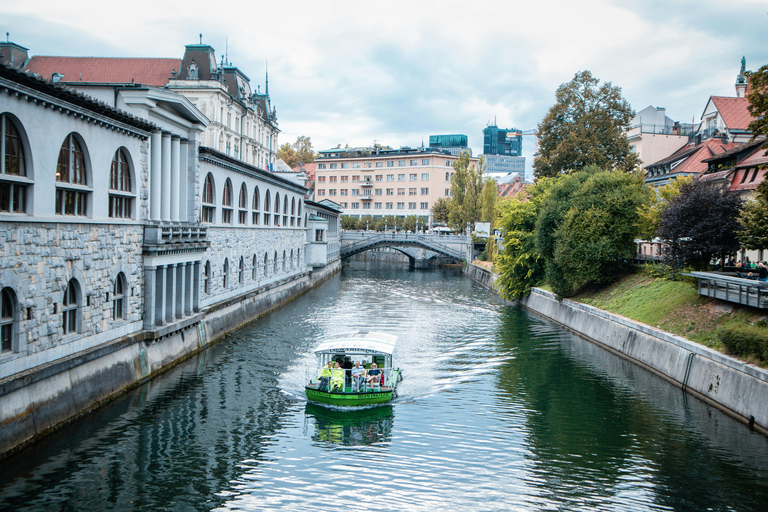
[413,248,429,270]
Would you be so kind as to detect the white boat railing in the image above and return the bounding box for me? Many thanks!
[306,366,397,391]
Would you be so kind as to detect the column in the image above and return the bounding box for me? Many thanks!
[179,140,189,223]
[155,265,167,326]
[192,261,201,313]
[143,266,157,329]
[170,137,181,223]
[166,263,176,324]
[185,262,194,316]
[150,132,162,222]
[161,133,172,222]
[175,263,185,319]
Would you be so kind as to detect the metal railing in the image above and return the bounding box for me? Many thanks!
[339,232,468,260]
[684,271,768,309]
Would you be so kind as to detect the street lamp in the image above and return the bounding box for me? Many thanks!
[366,220,369,232]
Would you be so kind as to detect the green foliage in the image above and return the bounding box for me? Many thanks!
[432,197,451,224]
[534,71,640,178]
[637,176,692,240]
[448,152,485,233]
[277,136,316,168]
[747,63,768,153]
[739,179,768,251]
[493,189,545,300]
[536,166,649,298]
[641,262,684,281]
[717,325,768,362]
[481,177,497,223]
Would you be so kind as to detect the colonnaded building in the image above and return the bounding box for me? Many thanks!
[0,38,340,456]
[313,145,479,226]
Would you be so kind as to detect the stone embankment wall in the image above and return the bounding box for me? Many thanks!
[0,261,340,458]
[464,263,768,435]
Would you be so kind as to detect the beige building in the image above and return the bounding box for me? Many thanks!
[313,146,478,226]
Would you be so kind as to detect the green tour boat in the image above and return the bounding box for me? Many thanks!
[305,331,402,407]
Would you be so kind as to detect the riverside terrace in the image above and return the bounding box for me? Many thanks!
[685,272,768,309]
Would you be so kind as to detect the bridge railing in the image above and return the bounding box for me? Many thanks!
[339,232,469,260]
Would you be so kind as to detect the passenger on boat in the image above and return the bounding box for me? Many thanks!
[342,356,353,386]
[317,361,333,391]
[351,361,366,392]
[331,362,345,391]
[365,363,381,389]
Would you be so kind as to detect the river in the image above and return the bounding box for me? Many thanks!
[1,261,767,511]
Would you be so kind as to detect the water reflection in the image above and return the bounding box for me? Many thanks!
[305,403,394,447]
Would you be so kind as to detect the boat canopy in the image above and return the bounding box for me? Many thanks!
[313,331,397,356]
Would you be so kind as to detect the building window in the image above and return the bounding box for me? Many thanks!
[421,187,429,195]
[375,189,382,195]
[202,173,215,223]
[446,161,452,167]
[351,203,359,209]
[318,163,326,169]
[204,261,211,294]
[113,273,126,320]
[409,202,416,209]
[252,254,258,280]
[62,278,79,334]
[329,163,338,169]
[386,189,393,195]
[341,163,349,169]
[397,202,404,209]
[252,186,260,225]
[1,287,17,352]
[445,172,450,181]
[317,189,326,196]
[387,174,394,181]
[387,161,394,167]
[352,175,360,182]
[422,159,430,165]
[317,176,326,182]
[409,188,417,195]
[340,202,348,208]
[376,162,383,168]
[445,188,451,196]
[0,114,29,214]
[421,202,429,209]
[410,159,418,166]
[386,202,393,209]
[340,176,348,182]
[329,176,337,182]
[397,188,405,196]
[421,173,429,180]
[56,134,89,216]
[352,189,359,196]
[340,189,348,196]
[222,179,233,224]
[409,173,417,181]
[375,175,383,181]
[329,189,336,196]
[223,259,229,288]
[274,251,278,274]
[352,162,361,168]
[109,148,133,219]
[374,202,382,209]
[315,229,324,242]
[398,174,405,181]
[239,183,248,224]
[398,160,405,167]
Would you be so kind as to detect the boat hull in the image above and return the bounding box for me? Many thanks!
[305,388,393,406]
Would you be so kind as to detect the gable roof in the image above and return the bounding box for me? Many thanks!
[708,96,753,132]
[25,56,181,87]
[646,138,740,177]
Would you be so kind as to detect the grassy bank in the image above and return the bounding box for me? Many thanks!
[572,269,768,365]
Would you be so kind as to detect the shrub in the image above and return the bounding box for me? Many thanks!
[716,325,768,361]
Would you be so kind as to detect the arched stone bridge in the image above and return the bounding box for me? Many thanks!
[340,232,472,268]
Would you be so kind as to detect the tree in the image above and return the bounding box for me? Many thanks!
[534,70,640,178]
[277,136,316,168]
[448,152,485,233]
[747,62,768,154]
[738,180,768,254]
[432,197,451,225]
[480,177,497,223]
[657,180,743,269]
[637,176,692,240]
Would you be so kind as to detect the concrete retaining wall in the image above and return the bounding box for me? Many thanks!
[464,263,768,435]
[0,261,340,457]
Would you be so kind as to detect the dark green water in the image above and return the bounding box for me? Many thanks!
[1,261,768,511]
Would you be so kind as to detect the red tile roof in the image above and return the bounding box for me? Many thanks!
[25,56,181,87]
[710,96,754,131]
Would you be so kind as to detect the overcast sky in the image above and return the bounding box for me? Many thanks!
[4,0,768,172]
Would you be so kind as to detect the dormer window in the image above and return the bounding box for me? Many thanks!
[188,62,199,80]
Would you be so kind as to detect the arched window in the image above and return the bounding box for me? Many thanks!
[291,198,296,226]
[238,183,248,225]
[202,173,215,223]
[297,201,302,227]
[252,254,258,280]
[204,261,211,294]
[56,134,89,216]
[222,179,233,224]
[264,252,269,277]
[109,148,133,219]
[113,272,127,320]
[62,278,80,334]
[264,191,271,225]
[239,256,244,284]
[1,114,29,214]
[252,186,260,225]
[297,248,302,268]
[223,258,229,288]
[283,195,288,226]
[1,287,17,352]
[274,192,280,226]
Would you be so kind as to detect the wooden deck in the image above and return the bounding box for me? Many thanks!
[684,271,768,309]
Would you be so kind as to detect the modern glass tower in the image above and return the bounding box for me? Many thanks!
[483,125,522,156]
